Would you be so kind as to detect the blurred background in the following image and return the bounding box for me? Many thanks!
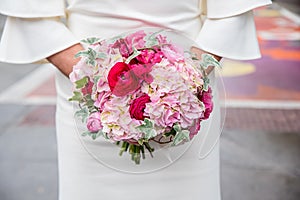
[0,1,299,200]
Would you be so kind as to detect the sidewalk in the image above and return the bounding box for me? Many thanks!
[0,3,299,200]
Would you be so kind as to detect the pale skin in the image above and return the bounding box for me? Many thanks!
[47,43,222,77]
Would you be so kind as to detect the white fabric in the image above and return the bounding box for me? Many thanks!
[197,11,261,60]
[0,17,79,63]
[202,0,272,18]
[0,0,271,200]
[0,0,65,18]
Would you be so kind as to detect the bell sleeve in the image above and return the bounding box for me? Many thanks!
[197,0,272,60]
[0,0,80,63]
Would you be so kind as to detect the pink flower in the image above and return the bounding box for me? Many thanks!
[81,79,94,95]
[107,62,140,96]
[161,44,184,63]
[198,87,213,120]
[136,49,163,64]
[87,112,103,132]
[130,63,153,84]
[125,30,147,50]
[111,30,146,58]
[189,119,201,139]
[111,38,131,57]
[94,91,110,111]
[129,94,151,120]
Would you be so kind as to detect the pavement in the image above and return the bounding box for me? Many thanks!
[0,3,300,200]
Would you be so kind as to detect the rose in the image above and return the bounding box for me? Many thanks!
[129,94,151,120]
[87,112,103,132]
[198,87,213,120]
[108,62,140,96]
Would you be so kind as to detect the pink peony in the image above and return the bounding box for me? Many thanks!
[198,87,213,120]
[87,112,103,132]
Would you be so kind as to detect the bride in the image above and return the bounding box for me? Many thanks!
[0,0,271,199]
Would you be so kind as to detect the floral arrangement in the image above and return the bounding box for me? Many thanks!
[69,30,220,164]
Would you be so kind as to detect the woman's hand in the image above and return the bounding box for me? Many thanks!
[190,47,222,75]
[47,43,84,77]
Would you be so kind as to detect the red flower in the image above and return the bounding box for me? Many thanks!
[129,94,151,120]
[108,62,140,96]
[198,87,213,120]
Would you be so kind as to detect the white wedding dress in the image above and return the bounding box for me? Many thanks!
[0,0,271,199]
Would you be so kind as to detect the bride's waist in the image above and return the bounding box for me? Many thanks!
[66,11,202,40]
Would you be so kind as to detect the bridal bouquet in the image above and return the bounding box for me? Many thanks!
[69,30,220,164]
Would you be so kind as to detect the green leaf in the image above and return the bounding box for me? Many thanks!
[75,48,99,66]
[202,76,210,91]
[81,37,101,45]
[91,129,103,140]
[68,91,83,102]
[145,30,164,47]
[75,50,90,58]
[136,118,156,140]
[201,54,221,69]
[125,47,141,64]
[75,76,89,89]
[172,124,190,146]
[97,52,107,59]
[75,107,89,123]
[81,131,90,137]
[163,128,176,137]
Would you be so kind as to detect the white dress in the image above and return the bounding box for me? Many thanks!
[0,0,271,199]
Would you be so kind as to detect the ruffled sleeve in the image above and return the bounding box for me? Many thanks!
[0,0,65,18]
[0,0,80,64]
[197,0,272,60]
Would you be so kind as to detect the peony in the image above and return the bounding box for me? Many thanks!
[87,112,103,132]
[129,94,151,120]
[198,87,213,120]
[107,62,140,96]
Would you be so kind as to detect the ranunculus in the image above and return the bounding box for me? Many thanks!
[198,87,213,120]
[108,62,140,96]
[129,94,151,120]
[87,112,103,132]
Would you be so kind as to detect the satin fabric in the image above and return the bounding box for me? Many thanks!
[0,0,271,199]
